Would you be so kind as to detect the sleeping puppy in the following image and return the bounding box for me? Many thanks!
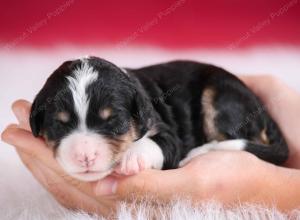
[30,57,289,181]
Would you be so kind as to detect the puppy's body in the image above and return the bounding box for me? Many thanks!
[30,57,288,181]
[129,61,288,168]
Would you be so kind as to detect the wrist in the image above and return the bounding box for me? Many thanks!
[260,164,300,211]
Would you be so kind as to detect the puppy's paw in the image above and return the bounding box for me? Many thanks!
[116,149,148,175]
[179,141,218,167]
[115,137,164,175]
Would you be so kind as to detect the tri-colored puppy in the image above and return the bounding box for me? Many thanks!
[30,57,289,181]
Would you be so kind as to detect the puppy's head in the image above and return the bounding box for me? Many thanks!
[30,57,152,181]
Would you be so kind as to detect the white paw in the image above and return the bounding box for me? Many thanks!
[179,141,218,167]
[116,149,148,175]
[115,136,164,175]
[179,148,208,167]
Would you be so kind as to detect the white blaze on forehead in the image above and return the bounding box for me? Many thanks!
[66,61,98,130]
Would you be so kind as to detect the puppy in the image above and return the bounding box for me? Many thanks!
[30,57,289,181]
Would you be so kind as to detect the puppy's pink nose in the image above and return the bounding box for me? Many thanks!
[71,138,100,167]
[75,151,99,167]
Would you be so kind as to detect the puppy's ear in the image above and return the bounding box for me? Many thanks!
[30,60,74,137]
[132,87,153,139]
[30,92,47,137]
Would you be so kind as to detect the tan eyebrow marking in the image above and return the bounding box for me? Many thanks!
[56,111,70,123]
[99,108,112,120]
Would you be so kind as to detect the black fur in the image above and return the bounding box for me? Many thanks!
[127,60,289,167]
[30,57,289,169]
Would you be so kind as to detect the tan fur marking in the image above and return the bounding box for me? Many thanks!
[99,108,112,120]
[56,111,70,123]
[202,87,223,141]
[110,122,138,162]
[260,129,269,144]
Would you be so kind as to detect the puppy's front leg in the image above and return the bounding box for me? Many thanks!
[117,136,164,175]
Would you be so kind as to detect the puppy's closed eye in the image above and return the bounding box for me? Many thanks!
[99,108,112,120]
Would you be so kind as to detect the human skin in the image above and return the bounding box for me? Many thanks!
[240,76,300,169]
[1,75,300,217]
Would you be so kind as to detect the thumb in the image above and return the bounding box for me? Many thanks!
[94,168,186,201]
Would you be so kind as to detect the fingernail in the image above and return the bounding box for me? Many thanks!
[95,178,118,196]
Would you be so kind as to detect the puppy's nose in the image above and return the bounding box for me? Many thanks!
[75,151,99,167]
[72,139,99,167]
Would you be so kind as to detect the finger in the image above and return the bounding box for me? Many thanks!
[2,125,51,156]
[12,99,32,131]
[33,157,113,216]
[239,75,296,103]
[239,74,298,128]
[94,168,187,202]
[239,75,274,98]
[17,151,112,216]
[16,149,104,202]
[1,126,61,172]
[240,74,300,126]
[2,125,103,198]
[17,148,40,173]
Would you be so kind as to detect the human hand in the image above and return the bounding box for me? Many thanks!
[240,75,300,168]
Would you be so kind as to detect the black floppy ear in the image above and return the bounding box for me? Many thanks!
[30,94,47,137]
[29,60,74,137]
[132,87,153,139]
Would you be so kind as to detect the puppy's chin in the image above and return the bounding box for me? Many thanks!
[69,169,113,182]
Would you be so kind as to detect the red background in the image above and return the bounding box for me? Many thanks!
[1,0,300,49]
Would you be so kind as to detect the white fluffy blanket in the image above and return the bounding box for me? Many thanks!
[1,46,300,219]
[2,198,300,220]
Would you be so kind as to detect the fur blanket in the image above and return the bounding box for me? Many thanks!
[2,198,300,220]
